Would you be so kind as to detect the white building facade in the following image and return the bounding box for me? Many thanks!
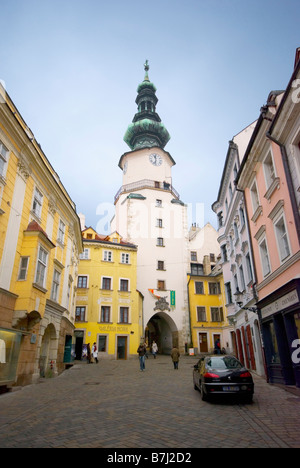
[212,125,265,376]
[111,63,191,353]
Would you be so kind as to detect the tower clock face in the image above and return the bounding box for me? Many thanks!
[149,153,162,166]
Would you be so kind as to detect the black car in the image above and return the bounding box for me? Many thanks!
[193,355,254,402]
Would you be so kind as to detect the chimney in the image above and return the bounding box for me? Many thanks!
[78,213,86,231]
[203,255,211,275]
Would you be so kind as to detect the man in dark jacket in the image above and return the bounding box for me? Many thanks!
[137,342,147,371]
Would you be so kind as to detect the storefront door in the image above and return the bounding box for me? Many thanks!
[117,336,127,360]
[199,333,208,353]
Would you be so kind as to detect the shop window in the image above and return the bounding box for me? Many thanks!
[0,329,22,384]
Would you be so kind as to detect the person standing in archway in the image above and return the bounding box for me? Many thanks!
[151,341,158,359]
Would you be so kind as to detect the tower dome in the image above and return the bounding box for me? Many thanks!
[124,61,171,150]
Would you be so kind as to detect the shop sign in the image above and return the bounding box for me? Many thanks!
[261,289,299,319]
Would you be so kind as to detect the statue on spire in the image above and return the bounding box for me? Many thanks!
[144,60,150,81]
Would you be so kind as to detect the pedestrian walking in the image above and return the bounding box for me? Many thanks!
[92,342,98,363]
[171,346,180,369]
[151,341,158,359]
[214,338,221,355]
[87,343,92,364]
[137,342,147,371]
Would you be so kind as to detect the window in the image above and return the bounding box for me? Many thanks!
[157,280,165,291]
[209,282,221,295]
[275,216,291,261]
[157,237,164,247]
[120,279,129,292]
[18,257,29,280]
[246,253,253,283]
[217,211,223,228]
[32,187,43,218]
[156,199,162,207]
[225,282,232,305]
[120,307,129,323]
[35,246,48,287]
[197,307,206,322]
[195,281,204,294]
[101,306,110,323]
[0,141,8,177]
[79,248,90,260]
[121,253,130,264]
[77,276,88,288]
[263,151,276,189]
[58,219,65,244]
[239,207,245,228]
[157,218,163,227]
[75,306,86,322]
[259,238,271,277]
[250,181,260,213]
[191,264,203,275]
[51,269,61,302]
[221,245,228,262]
[103,250,112,262]
[157,260,165,270]
[191,251,197,261]
[102,277,112,290]
[239,265,246,291]
[98,336,107,352]
[211,307,224,322]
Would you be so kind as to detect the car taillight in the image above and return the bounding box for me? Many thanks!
[203,372,220,378]
[240,371,251,378]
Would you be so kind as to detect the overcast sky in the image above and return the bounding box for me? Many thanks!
[1,0,299,233]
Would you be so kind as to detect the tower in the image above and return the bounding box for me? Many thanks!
[112,62,190,353]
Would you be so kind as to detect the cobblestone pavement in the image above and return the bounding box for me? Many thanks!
[0,355,299,448]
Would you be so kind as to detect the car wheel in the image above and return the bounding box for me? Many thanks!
[200,383,208,401]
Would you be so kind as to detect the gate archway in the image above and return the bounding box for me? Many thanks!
[145,312,178,354]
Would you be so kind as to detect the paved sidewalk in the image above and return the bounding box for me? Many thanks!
[0,355,299,448]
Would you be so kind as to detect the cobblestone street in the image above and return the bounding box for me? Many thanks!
[0,355,299,449]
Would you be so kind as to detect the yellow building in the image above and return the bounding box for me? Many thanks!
[0,83,82,388]
[188,256,231,355]
[74,225,143,360]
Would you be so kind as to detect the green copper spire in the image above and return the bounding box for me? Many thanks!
[124,61,170,150]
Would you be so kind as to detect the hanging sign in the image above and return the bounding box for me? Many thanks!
[170,290,176,307]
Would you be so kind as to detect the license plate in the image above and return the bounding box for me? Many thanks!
[223,386,239,392]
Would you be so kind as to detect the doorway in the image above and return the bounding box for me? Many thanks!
[74,330,84,360]
[199,333,208,353]
[117,336,127,360]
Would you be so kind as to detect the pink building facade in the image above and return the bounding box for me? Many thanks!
[236,50,300,388]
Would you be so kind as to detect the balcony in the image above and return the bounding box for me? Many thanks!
[114,179,180,204]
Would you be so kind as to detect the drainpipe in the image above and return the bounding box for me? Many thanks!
[187,275,193,352]
[266,132,300,246]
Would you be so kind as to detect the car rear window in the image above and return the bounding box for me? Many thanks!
[206,356,243,369]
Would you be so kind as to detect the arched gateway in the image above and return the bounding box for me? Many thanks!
[145,312,178,355]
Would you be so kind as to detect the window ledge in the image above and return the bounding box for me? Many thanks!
[32,283,47,294]
[264,177,280,202]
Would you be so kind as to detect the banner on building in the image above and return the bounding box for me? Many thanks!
[170,290,176,307]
